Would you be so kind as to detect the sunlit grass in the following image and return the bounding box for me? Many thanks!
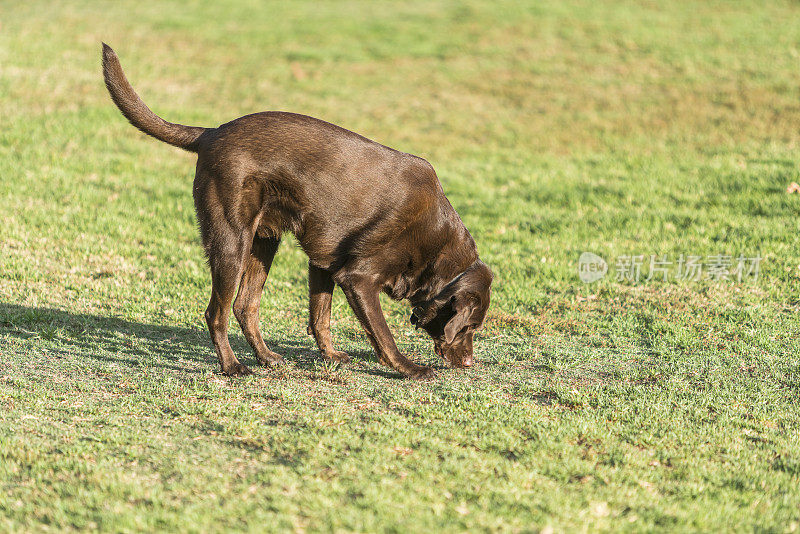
[1,0,800,531]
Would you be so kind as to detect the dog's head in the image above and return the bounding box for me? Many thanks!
[410,260,492,368]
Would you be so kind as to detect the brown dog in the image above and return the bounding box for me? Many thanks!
[102,44,492,378]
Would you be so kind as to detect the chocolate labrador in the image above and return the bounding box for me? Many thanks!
[102,44,492,378]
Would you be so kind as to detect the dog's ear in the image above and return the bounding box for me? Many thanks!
[443,298,476,344]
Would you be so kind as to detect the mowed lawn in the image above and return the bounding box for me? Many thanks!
[2,1,800,531]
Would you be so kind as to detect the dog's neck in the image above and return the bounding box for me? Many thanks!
[408,249,478,307]
[384,201,479,305]
[430,259,476,297]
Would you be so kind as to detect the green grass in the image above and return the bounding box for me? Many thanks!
[2,0,800,531]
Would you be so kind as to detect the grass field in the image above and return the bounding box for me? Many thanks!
[2,0,800,531]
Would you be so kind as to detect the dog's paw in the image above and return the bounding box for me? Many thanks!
[404,364,436,380]
[323,350,350,363]
[257,350,285,366]
[223,362,254,377]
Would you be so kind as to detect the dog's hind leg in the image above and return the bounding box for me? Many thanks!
[307,263,349,363]
[203,226,253,377]
[233,236,284,366]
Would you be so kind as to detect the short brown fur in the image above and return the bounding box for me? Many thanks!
[102,44,492,378]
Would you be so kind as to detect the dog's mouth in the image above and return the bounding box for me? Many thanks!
[434,342,473,368]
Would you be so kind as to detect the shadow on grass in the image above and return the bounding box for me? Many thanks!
[0,302,390,376]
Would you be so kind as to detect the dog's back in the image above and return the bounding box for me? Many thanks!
[193,111,453,273]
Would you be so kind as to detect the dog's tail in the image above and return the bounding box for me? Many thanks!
[102,43,206,152]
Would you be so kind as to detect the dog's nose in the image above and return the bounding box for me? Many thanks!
[461,355,473,367]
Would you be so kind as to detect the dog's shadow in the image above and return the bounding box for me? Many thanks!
[0,302,391,376]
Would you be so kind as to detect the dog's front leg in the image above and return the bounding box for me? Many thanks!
[340,280,434,379]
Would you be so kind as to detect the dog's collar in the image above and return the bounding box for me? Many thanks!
[421,260,476,304]
[440,260,477,292]
[410,259,479,325]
